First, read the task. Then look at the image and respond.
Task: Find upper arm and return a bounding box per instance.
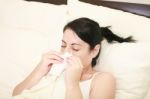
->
[90,73,116,99]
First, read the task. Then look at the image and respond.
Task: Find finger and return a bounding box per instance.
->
[48,59,63,65]
[67,56,83,68]
[45,54,64,62]
[48,54,63,60]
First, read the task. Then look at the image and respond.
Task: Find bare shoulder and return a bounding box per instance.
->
[90,72,116,99]
[93,72,115,83]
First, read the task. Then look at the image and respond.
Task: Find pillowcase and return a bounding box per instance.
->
[0,0,67,35]
[67,0,150,42]
[95,41,150,99]
[67,0,150,99]
[145,88,150,99]
[0,26,62,99]
[0,0,66,98]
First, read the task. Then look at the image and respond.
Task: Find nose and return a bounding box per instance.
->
[65,46,72,54]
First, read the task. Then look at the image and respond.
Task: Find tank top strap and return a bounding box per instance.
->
[79,72,102,99]
[91,72,101,81]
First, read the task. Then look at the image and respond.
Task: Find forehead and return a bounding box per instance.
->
[63,29,84,44]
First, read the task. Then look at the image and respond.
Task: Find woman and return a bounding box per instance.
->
[12,17,134,99]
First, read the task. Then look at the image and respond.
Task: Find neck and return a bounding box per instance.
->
[82,66,93,74]
[80,65,96,81]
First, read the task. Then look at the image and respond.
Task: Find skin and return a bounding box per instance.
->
[12,28,116,99]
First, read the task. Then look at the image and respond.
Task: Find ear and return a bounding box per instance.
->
[91,44,100,58]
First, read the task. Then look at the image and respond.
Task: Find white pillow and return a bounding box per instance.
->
[67,0,150,99]
[0,0,67,35]
[145,88,150,99]
[0,1,67,98]
[0,25,63,99]
[95,41,150,99]
[67,0,150,42]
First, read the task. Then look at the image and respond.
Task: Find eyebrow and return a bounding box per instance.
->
[62,40,81,46]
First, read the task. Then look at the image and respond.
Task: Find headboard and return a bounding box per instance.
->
[25,0,150,17]
[25,0,67,5]
[79,0,150,18]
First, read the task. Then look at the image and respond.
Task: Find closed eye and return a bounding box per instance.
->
[61,45,66,48]
[72,48,79,51]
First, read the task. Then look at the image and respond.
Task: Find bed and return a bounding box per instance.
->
[79,0,150,18]
[26,0,150,18]
[0,0,150,99]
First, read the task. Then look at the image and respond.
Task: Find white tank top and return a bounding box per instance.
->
[80,72,101,99]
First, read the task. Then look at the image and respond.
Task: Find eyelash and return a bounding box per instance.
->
[72,48,79,51]
[61,45,66,48]
[61,45,79,51]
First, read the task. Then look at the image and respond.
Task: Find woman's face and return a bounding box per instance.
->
[61,28,95,68]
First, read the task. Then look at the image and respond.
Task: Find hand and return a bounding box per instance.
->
[65,55,83,85]
[37,51,64,75]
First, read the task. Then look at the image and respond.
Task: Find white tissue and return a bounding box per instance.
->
[49,52,72,76]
